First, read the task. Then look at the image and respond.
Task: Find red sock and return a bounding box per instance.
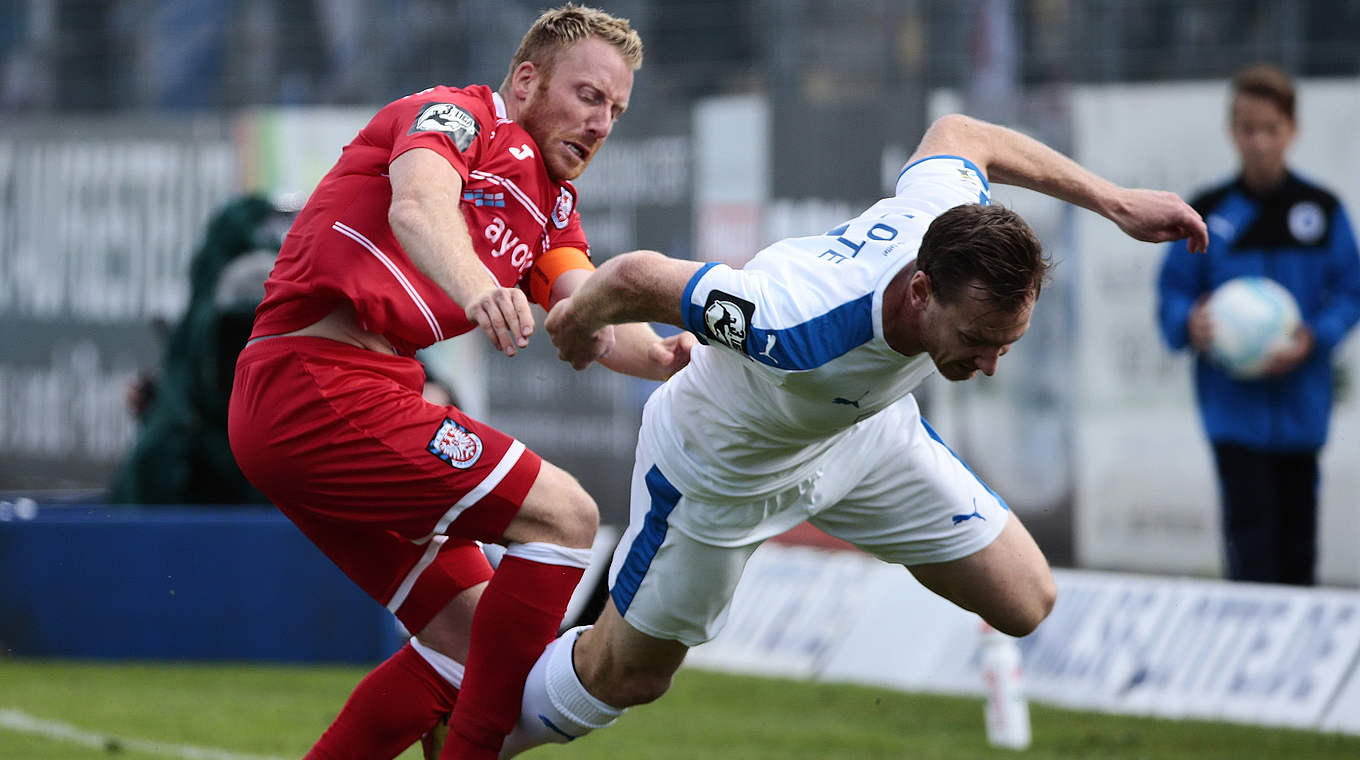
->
[441,554,584,759]
[306,641,459,760]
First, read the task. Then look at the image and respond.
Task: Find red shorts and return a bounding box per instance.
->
[228,336,543,633]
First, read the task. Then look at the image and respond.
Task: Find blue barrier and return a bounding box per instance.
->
[0,503,404,663]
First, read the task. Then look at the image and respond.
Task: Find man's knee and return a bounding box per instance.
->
[988,575,1057,637]
[562,478,600,546]
[575,613,687,709]
[539,473,598,548]
[615,670,674,708]
[509,463,599,548]
[586,658,675,708]
[956,514,1058,637]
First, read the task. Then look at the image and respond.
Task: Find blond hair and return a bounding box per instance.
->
[502,4,644,88]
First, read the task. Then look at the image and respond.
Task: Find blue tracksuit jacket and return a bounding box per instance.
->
[1157,172,1360,450]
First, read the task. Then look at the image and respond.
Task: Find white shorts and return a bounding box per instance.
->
[605,396,1010,646]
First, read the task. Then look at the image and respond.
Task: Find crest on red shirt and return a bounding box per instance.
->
[427,418,484,469]
[552,187,574,229]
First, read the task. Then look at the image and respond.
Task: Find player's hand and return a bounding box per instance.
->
[545,297,613,370]
[1187,296,1214,352]
[1111,188,1209,253]
[1261,325,1314,377]
[648,332,698,378]
[466,286,534,356]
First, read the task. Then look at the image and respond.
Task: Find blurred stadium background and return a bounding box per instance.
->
[4,0,1360,576]
[3,0,1360,753]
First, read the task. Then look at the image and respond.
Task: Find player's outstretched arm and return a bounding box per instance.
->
[597,322,697,380]
[546,250,703,371]
[389,148,534,356]
[910,114,1208,253]
[544,267,697,380]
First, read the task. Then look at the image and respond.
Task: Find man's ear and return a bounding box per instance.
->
[908,269,933,309]
[510,61,539,102]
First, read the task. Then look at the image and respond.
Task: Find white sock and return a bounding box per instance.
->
[409,636,465,689]
[504,540,594,568]
[499,625,624,758]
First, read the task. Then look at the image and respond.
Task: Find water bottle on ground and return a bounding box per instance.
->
[979,621,1031,749]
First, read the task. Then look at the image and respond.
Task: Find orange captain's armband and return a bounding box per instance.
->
[528,246,594,307]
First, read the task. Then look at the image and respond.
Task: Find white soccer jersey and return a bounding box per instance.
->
[645,155,991,499]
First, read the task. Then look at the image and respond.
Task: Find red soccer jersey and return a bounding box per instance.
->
[252,84,590,356]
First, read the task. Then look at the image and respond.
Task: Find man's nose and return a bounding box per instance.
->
[586,106,613,138]
[975,349,1000,376]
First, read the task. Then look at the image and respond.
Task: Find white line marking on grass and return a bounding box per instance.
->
[0,708,287,760]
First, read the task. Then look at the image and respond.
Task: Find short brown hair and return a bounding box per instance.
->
[916,204,1050,312]
[502,4,644,88]
[1232,63,1295,121]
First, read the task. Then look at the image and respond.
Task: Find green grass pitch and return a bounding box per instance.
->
[2,658,1358,759]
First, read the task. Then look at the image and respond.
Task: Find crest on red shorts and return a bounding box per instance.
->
[428,418,483,469]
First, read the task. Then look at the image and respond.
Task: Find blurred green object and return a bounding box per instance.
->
[108,193,299,505]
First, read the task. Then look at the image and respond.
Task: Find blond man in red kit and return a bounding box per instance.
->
[228,6,692,759]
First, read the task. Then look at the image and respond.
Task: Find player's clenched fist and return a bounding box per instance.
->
[1109,188,1209,253]
[546,297,614,370]
[466,285,535,356]
[648,331,697,377]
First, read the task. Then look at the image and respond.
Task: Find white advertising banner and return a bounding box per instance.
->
[1323,650,1360,734]
[687,544,886,679]
[1021,572,1360,729]
[688,542,1360,735]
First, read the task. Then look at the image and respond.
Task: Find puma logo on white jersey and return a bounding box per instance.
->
[757,334,778,364]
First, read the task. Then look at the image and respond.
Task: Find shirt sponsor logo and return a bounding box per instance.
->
[410,102,480,152]
[482,216,535,273]
[552,187,574,229]
[702,290,755,353]
[428,418,484,469]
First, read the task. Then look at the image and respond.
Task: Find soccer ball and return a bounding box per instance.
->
[1204,276,1301,379]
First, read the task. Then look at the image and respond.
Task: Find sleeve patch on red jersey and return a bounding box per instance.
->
[410,102,480,152]
[428,418,484,469]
